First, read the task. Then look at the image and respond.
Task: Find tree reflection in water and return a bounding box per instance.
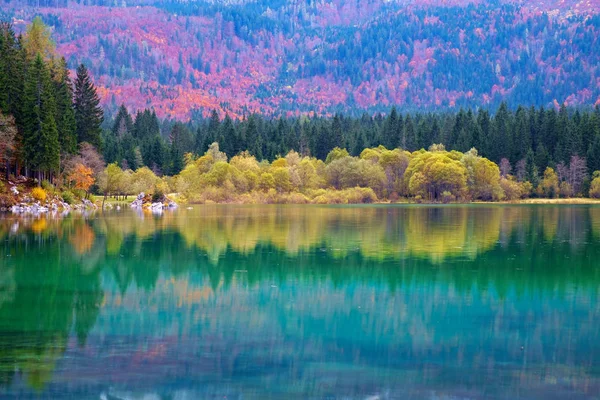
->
[0,205,598,398]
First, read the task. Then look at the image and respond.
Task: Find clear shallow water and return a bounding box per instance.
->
[0,205,599,399]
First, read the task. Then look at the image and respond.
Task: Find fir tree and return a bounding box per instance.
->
[74,64,103,148]
[22,54,59,176]
[53,57,77,154]
[113,104,133,138]
[331,114,344,150]
[245,115,261,159]
[383,107,398,149]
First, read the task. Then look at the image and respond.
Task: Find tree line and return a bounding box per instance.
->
[4,18,600,204]
[0,18,103,182]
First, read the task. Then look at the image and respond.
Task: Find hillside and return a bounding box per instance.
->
[2,0,600,119]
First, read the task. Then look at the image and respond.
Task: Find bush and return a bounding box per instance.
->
[71,188,86,200]
[151,187,164,203]
[590,176,600,198]
[41,180,55,193]
[559,181,573,198]
[61,191,75,204]
[441,191,455,204]
[500,177,531,200]
[31,187,47,202]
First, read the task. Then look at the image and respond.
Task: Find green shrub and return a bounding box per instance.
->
[72,188,86,199]
[61,191,75,205]
[152,187,164,203]
[41,180,55,193]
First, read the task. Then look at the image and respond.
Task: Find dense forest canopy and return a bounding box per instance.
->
[4,16,600,205]
[1,0,600,118]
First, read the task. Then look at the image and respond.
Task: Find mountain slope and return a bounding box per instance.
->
[3,0,600,118]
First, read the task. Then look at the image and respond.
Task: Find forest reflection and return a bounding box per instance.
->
[2,205,600,261]
[0,205,599,396]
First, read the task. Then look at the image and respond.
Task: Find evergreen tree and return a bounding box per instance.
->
[205,109,220,148]
[220,114,237,157]
[383,107,398,149]
[512,106,530,163]
[149,135,165,174]
[587,134,600,174]
[53,57,77,155]
[22,54,59,176]
[168,123,193,174]
[404,115,416,151]
[0,23,25,167]
[331,114,344,149]
[113,104,133,138]
[490,102,511,162]
[74,64,103,148]
[477,109,492,157]
[245,115,261,159]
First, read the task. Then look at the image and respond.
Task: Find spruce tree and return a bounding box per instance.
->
[220,114,237,157]
[245,115,261,159]
[53,57,77,154]
[23,54,59,177]
[331,114,344,149]
[0,23,25,168]
[404,115,417,151]
[206,109,220,148]
[383,107,398,149]
[112,104,133,138]
[74,64,103,148]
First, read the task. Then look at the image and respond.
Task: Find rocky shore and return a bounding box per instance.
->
[129,192,178,212]
[1,180,97,215]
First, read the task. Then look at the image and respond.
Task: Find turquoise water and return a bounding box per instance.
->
[0,205,599,399]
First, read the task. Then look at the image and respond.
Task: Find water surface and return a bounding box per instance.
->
[0,205,599,399]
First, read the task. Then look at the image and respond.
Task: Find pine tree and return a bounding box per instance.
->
[74,64,103,148]
[113,104,133,138]
[331,114,344,150]
[587,134,600,174]
[245,115,261,159]
[404,115,417,151]
[477,109,492,157]
[490,102,511,162]
[168,123,193,174]
[512,106,530,163]
[220,114,237,157]
[0,23,25,169]
[205,109,220,148]
[383,107,398,149]
[53,57,77,154]
[22,54,59,177]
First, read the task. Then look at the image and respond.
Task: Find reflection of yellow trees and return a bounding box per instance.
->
[91,206,521,263]
[402,208,501,262]
[2,206,598,263]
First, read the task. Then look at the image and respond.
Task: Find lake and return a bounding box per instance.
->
[0,205,599,399]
